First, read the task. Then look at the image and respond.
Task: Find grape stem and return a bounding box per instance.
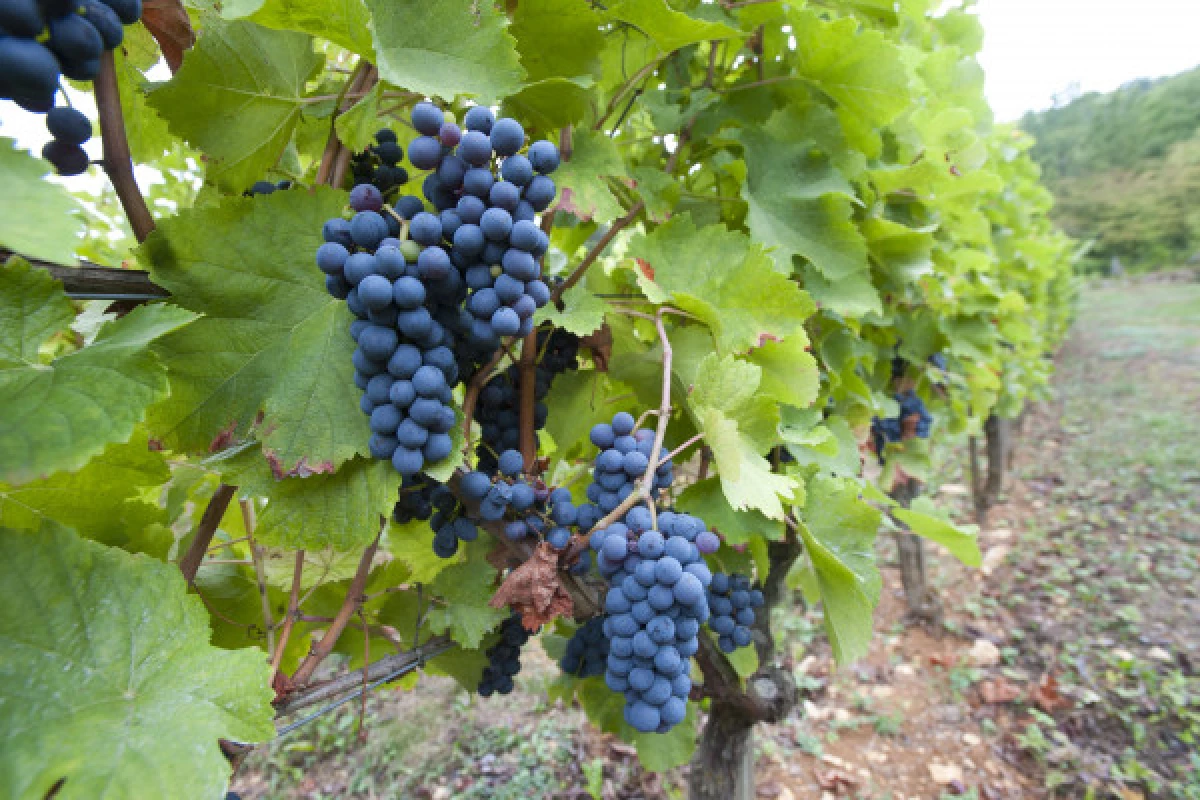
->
[662,432,705,465]
[179,483,237,585]
[461,342,513,457]
[549,201,645,308]
[94,52,155,243]
[243,499,276,658]
[518,330,538,472]
[290,523,383,686]
[269,550,306,680]
[315,61,372,187]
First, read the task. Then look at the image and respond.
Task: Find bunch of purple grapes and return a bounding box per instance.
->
[350,129,410,195]
[560,616,609,679]
[706,572,764,653]
[392,101,559,349]
[0,0,141,174]
[473,328,578,473]
[870,389,933,462]
[477,612,533,697]
[459,449,576,551]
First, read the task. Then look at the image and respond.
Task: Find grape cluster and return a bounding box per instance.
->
[316,102,561,478]
[706,572,764,654]
[429,488,479,559]
[870,389,933,461]
[400,101,559,345]
[560,616,609,679]
[477,613,533,697]
[474,328,579,472]
[592,509,715,733]
[1,0,141,174]
[246,179,292,196]
[458,449,577,551]
[350,129,409,194]
[391,473,438,524]
[317,185,460,477]
[586,412,675,516]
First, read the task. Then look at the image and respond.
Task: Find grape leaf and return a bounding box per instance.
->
[0,140,84,266]
[139,188,364,473]
[627,214,815,353]
[254,458,397,551]
[0,433,171,554]
[533,282,607,336]
[676,477,784,545]
[424,544,506,649]
[801,263,883,318]
[149,17,323,193]
[736,123,867,278]
[789,10,912,134]
[606,0,739,53]
[502,77,595,130]
[249,0,374,59]
[510,0,606,81]
[893,496,982,567]
[746,336,820,409]
[367,0,525,102]
[0,257,74,367]
[0,299,195,486]
[554,129,626,222]
[683,355,797,518]
[387,520,461,584]
[0,524,274,799]
[334,81,385,153]
[797,475,881,664]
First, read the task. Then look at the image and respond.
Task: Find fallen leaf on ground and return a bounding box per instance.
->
[815,768,858,793]
[1032,673,1071,712]
[980,677,1022,704]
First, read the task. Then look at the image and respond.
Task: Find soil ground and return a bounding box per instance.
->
[233,278,1200,800]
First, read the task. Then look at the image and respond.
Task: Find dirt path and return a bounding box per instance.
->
[234,279,1200,800]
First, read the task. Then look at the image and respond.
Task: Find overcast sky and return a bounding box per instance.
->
[976,0,1200,121]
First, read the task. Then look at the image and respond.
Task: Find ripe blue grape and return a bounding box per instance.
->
[46,106,92,146]
[464,105,495,133]
[407,136,443,171]
[527,140,561,174]
[500,154,533,186]
[349,183,384,213]
[411,101,444,136]
[489,118,525,157]
[524,175,557,211]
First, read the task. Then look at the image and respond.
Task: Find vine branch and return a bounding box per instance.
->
[549,201,644,307]
[94,51,155,243]
[179,483,237,585]
[269,550,306,680]
[291,524,382,685]
[518,330,538,472]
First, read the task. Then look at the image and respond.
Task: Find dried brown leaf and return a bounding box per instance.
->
[142,0,195,74]
[489,542,573,629]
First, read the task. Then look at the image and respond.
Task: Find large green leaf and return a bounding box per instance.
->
[0,525,274,799]
[0,140,84,265]
[510,0,605,81]
[502,78,595,130]
[367,0,525,102]
[0,257,74,368]
[607,0,739,53]
[254,458,397,551]
[745,336,820,409]
[249,0,373,59]
[789,10,912,134]
[676,477,784,545]
[140,188,362,472]
[628,215,816,354]
[149,17,322,193]
[893,496,982,567]
[797,475,881,664]
[424,544,506,649]
[0,433,171,554]
[736,121,867,278]
[554,129,627,222]
[0,294,194,485]
[685,354,798,519]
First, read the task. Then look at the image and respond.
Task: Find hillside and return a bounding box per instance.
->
[1021,66,1200,271]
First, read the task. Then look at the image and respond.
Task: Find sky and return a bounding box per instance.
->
[976,0,1200,121]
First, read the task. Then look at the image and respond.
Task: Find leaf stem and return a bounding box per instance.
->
[269,550,306,681]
